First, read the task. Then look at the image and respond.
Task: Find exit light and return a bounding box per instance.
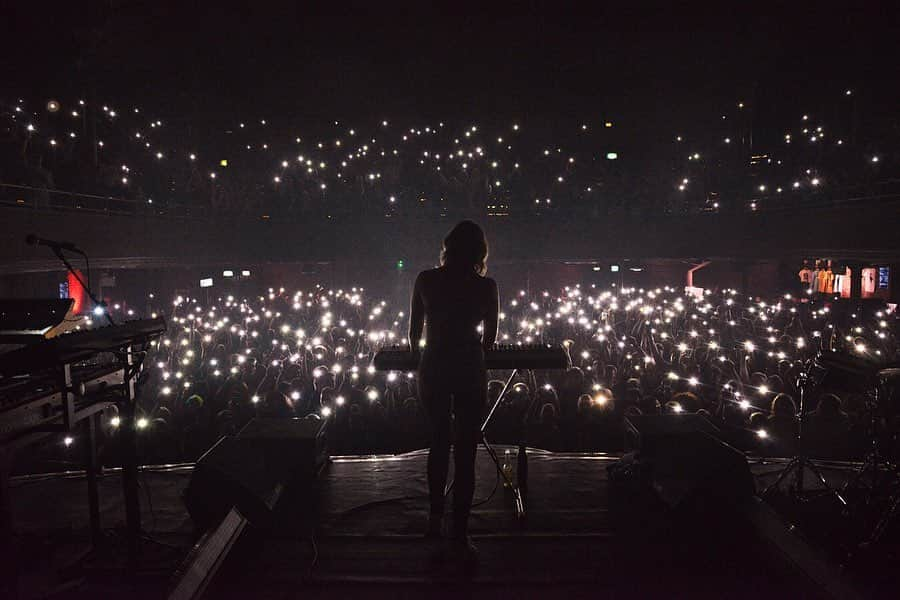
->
[241,270,251,277]
[606,152,618,160]
[610,265,620,273]
[223,270,234,277]
[200,278,213,288]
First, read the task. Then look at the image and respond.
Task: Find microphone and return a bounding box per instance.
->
[25,234,80,252]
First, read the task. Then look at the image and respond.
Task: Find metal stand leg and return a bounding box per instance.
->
[83,414,102,547]
[763,456,848,505]
[480,369,529,521]
[867,491,900,547]
[120,346,141,570]
[481,369,519,436]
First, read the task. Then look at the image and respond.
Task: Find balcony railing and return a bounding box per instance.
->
[3,180,899,223]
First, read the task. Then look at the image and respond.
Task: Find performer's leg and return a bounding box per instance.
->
[451,374,487,539]
[419,365,452,521]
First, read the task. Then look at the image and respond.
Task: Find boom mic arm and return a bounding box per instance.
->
[25,234,81,253]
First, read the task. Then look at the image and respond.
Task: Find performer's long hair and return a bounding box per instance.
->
[440,220,489,276]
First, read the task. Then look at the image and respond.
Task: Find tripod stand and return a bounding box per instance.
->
[762,365,848,505]
[844,370,900,549]
[844,379,900,499]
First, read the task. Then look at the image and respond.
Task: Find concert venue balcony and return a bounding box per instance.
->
[2,182,899,276]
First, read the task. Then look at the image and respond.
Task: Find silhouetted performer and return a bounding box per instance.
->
[409,221,499,556]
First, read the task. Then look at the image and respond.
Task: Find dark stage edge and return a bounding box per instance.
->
[205,447,849,599]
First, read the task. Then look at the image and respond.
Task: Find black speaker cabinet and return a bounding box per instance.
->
[617,414,754,510]
[237,416,328,482]
[184,436,283,531]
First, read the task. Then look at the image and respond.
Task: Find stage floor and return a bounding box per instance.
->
[207,447,839,599]
[12,446,886,598]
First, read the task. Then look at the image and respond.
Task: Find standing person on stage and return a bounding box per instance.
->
[408,220,499,559]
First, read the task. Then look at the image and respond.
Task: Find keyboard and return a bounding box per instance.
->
[373,344,570,371]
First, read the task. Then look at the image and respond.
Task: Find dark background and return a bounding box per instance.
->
[3,1,898,148]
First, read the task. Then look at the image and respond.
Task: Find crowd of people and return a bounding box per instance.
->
[2,88,896,220]
[89,280,899,465]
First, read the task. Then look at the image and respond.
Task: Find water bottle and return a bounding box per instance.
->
[502,449,513,488]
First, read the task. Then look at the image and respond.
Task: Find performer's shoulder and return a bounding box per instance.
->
[415,267,439,286]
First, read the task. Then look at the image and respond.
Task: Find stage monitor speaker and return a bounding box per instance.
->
[615,414,754,511]
[237,416,328,482]
[184,436,283,531]
[623,413,720,455]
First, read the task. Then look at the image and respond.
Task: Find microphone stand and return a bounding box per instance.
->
[762,361,846,505]
[49,246,115,326]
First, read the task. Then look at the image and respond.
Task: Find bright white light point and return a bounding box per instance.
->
[367,389,378,401]
[136,417,149,430]
[687,377,699,387]
[252,395,260,404]
[110,416,121,427]
[335,395,345,406]
[756,429,768,439]
[321,406,332,417]
[64,436,74,447]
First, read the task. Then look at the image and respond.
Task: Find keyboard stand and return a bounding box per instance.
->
[480,368,533,522]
